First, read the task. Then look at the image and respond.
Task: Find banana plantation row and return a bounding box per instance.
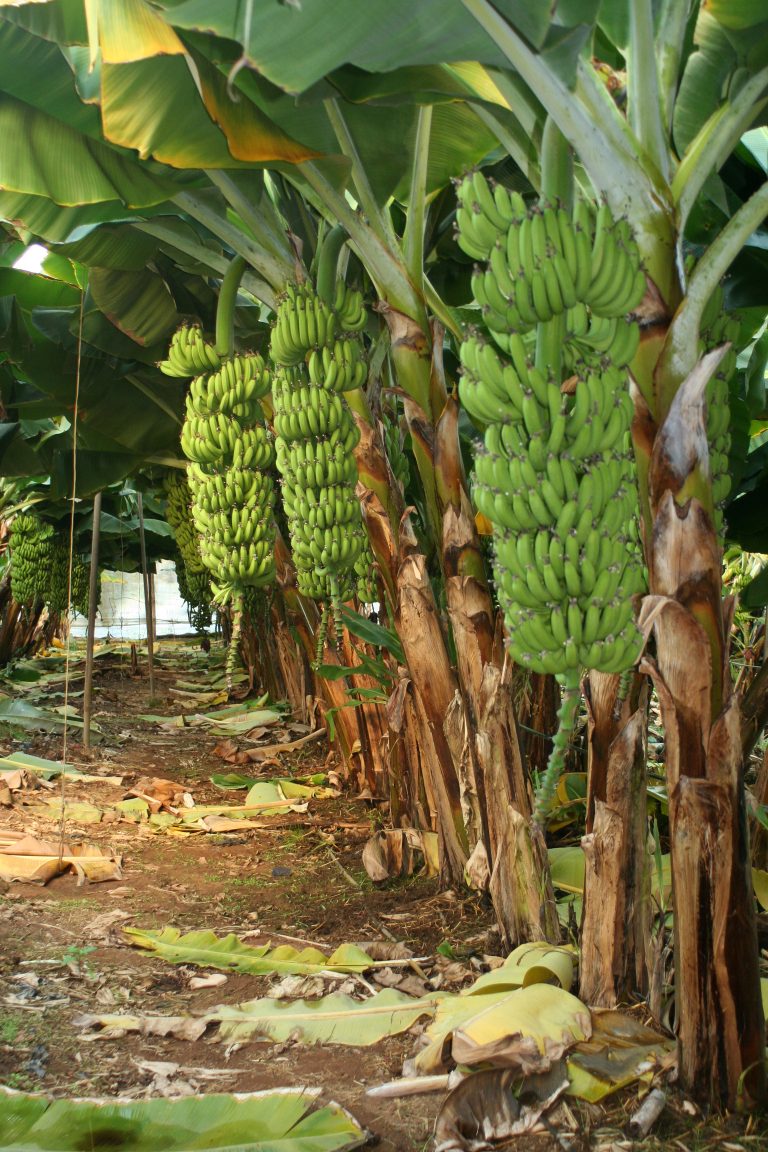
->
[0,0,766,1113]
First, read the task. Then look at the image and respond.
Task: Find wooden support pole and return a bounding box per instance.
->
[137,492,156,698]
[82,491,102,751]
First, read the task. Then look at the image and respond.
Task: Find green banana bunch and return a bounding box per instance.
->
[457,169,650,824]
[70,549,95,618]
[699,283,739,535]
[354,538,379,605]
[158,324,221,379]
[165,472,206,575]
[457,170,645,343]
[176,561,213,633]
[382,412,410,495]
[164,471,213,630]
[269,280,374,660]
[456,175,647,680]
[270,282,367,368]
[176,342,277,607]
[48,542,95,617]
[9,514,55,609]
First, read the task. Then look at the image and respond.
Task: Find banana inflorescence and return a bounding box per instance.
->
[48,541,95,617]
[457,171,647,681]
[164,471,213,633]
[699,282,738,537]
[10,515,96,617]
[456,170,649,821]
[270,281,376,661]
[158,324,221,379]
[168,342,276,605]
[10,514,55,610]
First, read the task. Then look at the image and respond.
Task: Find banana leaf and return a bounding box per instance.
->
[214,988,438,1047]
[124,926,377,976]
[0,1087,367,1151]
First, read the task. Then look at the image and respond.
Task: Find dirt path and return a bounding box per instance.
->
[0,641,499,1151]
[0,640,765,1152]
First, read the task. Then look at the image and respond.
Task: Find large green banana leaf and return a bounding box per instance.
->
[0,1088,367,1152]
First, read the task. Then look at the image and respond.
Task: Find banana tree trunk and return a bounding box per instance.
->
[477,659,560,945]
[0,571,43,664]
[519,672,559,781]
[750,747,768,870]
[634,342,766,1106]
[273,534,390,794]
[580,672,651,1005]
[359,316,556,924]
[395,531,469,884]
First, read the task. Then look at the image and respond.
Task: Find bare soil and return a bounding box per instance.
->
[0,640,765,1151]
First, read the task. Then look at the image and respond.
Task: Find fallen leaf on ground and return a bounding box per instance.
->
[434,1068,568,1151]
[188,974,228,990]
[363,828,439,882]
[212,740,240,763]
[0,1085,367,1151]
[451,984,591,1071]
[412,985,590,1077]
[0,751,121,785]
[124,926,377,976]
[26,798,104,824]
[213,988,438,1046]
[125,777,187,811]
[75,1013,209,1042]
[464,942,576,997]
[565,1009,675,1102]
[0,834,122,884]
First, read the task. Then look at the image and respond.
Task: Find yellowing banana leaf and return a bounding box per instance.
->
[211,771,329,791]
[214,988,438,1047]
[139,713,187,726]
[413,984,591,1076]
[565,1009,675,1102]
[464,943,576,996]
[29,798,104,823]
[0,1087,367,1151]
[240,780,332,807]
[753,867,768,911]
[549,845,671,903]
[148,811,179,829]
[179,797,307,821]
[169,688,228,706]
[204,709,283,735]
[412,990,525,1075]
[114,797,151,821]
[548,846,586,894]
[204,694,271,717]
[548,772,587,830]
[0,751,122,786]
[451,984,592,1071]
[278,779,337,800]
[124,926,378,976]
[140,705,281,732]
[0,834,121,885]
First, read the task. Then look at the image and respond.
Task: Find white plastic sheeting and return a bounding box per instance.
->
[70,560,203,640]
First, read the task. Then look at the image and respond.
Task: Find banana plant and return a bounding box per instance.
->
[130,0,768,1108]
[0,0,767,1108]
[0,1,557,919]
